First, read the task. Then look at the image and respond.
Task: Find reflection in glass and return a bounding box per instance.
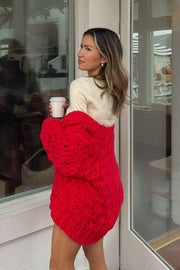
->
[153,30,172,105]
[152,0,172,18]
[0,0,72,199]
[132,30,172,105]
[132,0,180,268]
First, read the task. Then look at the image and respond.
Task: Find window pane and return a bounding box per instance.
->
[132,30,172,105]
[0,0,73,200]
[132,0,180,268]
[153,30,172,105]
[152,0,172,18]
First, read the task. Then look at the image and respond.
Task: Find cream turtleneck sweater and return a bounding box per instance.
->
[66,77,116,127]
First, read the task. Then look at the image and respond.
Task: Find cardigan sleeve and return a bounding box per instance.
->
[40,118,62,163]
[40,117,93,178]
[57,124,93,177]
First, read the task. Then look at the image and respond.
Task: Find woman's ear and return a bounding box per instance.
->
[101,57,106,64]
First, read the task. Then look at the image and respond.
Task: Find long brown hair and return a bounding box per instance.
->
[83,28,128,116]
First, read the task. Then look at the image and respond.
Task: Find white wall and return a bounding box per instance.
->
[0,227,52,270]
[75,0,119,78]
[75,0,121,269]
[88,0,119,30]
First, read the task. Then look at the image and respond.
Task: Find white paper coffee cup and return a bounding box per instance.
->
[50,97,66,118]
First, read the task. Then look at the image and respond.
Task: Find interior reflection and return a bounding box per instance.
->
[0,0,69,198]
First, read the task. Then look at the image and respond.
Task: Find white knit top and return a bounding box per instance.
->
[66,77,116,127]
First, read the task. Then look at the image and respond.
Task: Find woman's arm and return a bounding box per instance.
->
[40,118,62,163]
[40,114,92,178]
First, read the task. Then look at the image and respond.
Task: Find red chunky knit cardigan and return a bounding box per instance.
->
[40,111,123,245]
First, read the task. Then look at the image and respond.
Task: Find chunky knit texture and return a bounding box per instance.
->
[40,111,123,245]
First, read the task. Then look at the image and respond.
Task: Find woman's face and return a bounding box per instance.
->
[77,34,105,76]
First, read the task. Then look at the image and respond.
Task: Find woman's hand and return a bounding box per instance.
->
[49,103,69,117]
[62,103,69,115]
[49,103,53,117]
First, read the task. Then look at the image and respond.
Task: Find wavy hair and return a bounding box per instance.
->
[83,28,128,116]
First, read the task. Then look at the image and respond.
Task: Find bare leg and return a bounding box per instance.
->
[83,238,107,270]
[49,224,81,270]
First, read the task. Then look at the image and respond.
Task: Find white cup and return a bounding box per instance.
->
[50,97,66,118]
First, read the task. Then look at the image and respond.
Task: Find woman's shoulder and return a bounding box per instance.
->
[70,77,94,88]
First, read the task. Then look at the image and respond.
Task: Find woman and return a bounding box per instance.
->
[40,28,128,270]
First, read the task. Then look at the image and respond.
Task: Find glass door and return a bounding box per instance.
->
[120,0,180,269]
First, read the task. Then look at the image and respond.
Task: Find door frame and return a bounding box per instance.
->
[119,0,171,269]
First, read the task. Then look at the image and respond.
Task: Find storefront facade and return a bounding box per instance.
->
[0,0,179,269]
[0,1,120,269]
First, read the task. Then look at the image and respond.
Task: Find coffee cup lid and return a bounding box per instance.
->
[50,97,66,102]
